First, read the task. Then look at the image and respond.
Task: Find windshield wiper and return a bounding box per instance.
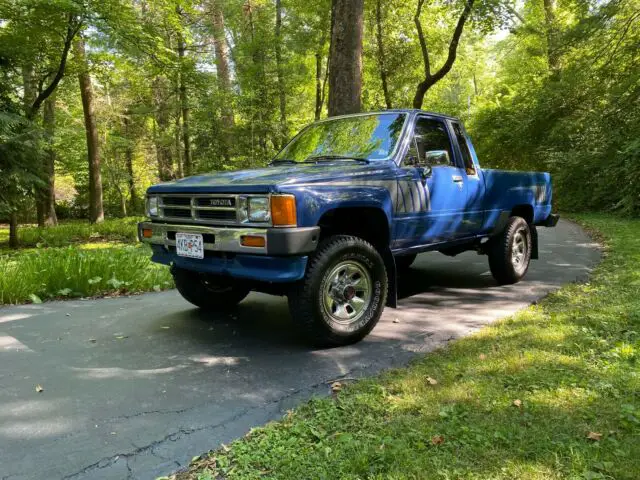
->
[268,159,297,165]
[305,155,370,164]
[268,159,317,166]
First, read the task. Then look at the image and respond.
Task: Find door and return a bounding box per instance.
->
[394,116,468,249]
[450,121,485,235]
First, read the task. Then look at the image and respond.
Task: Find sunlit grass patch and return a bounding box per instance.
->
[0,217,141,251]
[177,214,640,480]
[0,243,172,304]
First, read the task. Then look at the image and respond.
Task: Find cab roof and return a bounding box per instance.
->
[314,109,461,124]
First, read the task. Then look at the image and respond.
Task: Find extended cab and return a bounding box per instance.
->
[139,110,559,346]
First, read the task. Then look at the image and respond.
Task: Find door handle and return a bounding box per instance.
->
[452,175,463,183]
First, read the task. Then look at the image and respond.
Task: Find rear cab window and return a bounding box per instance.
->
[451,122,477,175]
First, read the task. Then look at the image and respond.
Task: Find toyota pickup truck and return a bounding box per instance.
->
[139,110,559,346]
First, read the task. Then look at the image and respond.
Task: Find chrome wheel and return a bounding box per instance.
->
[511,228,528,272]
[322,260,372,325]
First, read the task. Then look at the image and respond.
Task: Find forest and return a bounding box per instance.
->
[0,0,638,242]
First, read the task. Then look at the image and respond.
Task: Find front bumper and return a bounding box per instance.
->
[138,222,320,256]
[139,222,319,283]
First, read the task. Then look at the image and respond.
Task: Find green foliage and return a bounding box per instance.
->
[2,0,638,228]
[471,0,640,215]
[177,215,640,480]
[0,218,172,304]
[0,243,173,304]
[0,217,141,249]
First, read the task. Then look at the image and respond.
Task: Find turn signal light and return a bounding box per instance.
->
[142,228,153,239]
[241,235,266,248]
[271,195,297,227]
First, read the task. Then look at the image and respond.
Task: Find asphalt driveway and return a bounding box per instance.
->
[0,220,600,480]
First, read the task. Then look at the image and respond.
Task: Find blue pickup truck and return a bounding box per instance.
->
[139,110,558,346]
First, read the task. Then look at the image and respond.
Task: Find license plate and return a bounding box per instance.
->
[175,233,204,259]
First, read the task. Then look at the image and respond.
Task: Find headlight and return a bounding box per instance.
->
[239,196,271,223]
[248,196,271,222]
[146,196,159,217]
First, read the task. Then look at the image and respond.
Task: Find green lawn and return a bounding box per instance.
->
[176,214,640,480]
[0,219,173,305]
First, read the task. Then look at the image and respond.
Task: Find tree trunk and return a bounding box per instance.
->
[245,1,268,157]
[327,0,364,117]
[315,51,324,120]
[211,0,234,161]
[42,95,58,226]
[177,32,192,177]
[9,212,18,248]
[75,36,104,224]
[375,0,392,109]
[153,78,174,181]
[543,0,560,72]
[123,114,138,214]
[22,62,46,227]
[211,0,234,125]
[275,0,287,147]
[174,113,184,178]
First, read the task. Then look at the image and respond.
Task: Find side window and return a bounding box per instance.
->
[412,117,454,167]
[452,122,476,175]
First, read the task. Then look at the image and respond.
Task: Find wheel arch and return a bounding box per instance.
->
[316,206,397,308]
[510,204,534,224]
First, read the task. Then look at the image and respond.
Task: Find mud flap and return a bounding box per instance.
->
[530,224,539,260]
[381,247,397,308]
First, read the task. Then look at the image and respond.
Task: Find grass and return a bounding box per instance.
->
[0,218,173,305]
[176,214,640,480]
[0,217,141,250]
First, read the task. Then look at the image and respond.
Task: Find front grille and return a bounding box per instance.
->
[163,196,191,207]
[163,208,192,218]
[159,194,239,225]
[196,197,235,208]
[197,210,236,221]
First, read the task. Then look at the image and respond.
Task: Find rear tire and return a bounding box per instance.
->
[172,267,250,310]
[288,235,388,347]
[488,216,532,285]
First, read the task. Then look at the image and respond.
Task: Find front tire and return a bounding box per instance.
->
[172,267,250,310]
[488,216,532,285]
[289,235,388,347]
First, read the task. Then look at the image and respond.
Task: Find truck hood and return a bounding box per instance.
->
[147,162,396,194]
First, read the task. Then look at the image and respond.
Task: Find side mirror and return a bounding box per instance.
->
[424,150,450,167]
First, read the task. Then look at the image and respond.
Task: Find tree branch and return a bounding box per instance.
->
[430,0,475,85]
[414,0,430,79]
[412,0,475,108]
[28,14,82,119]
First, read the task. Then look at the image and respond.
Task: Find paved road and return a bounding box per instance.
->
[0,220,600,480]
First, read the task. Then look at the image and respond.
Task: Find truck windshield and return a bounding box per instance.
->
[274,113,407,163]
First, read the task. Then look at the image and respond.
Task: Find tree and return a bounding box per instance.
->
[412,0,476,109]
[42,95,58,226]
[0,3,82,244]
[275,0,288,146]
[75,35,104,224]
[210,0,235,160]
[177,32,192,177]
[327,0,364,117]
[374,0,392,109]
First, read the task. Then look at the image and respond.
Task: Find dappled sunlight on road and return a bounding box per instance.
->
[70,365,188,380]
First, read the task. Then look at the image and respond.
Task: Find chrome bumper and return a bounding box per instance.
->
[138,222,320,256]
